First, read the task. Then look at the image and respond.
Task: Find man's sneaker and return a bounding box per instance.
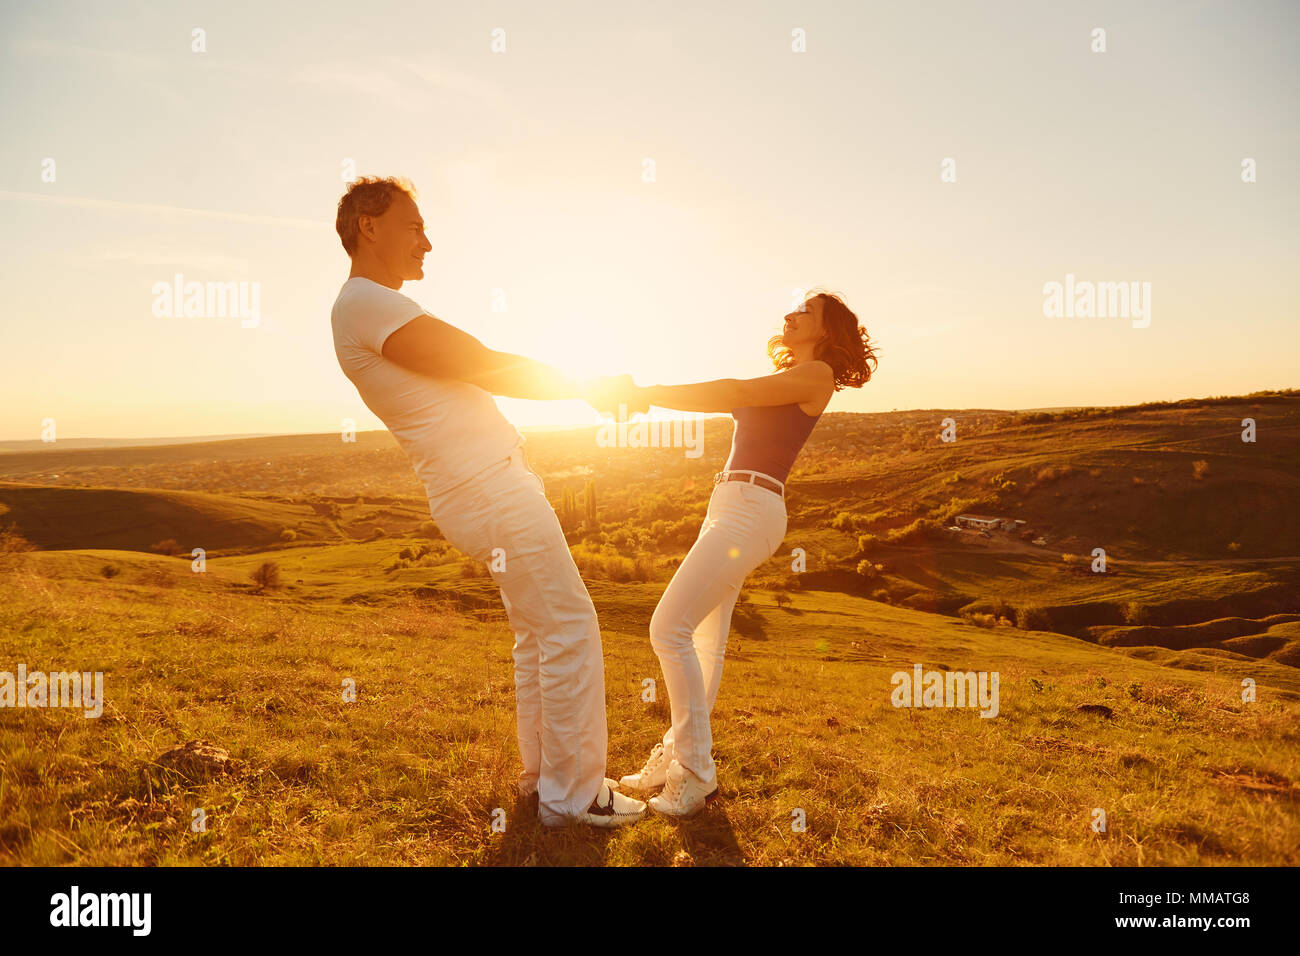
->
[648,760,718,818]
[574,781,647,828]
[619,742,671,792]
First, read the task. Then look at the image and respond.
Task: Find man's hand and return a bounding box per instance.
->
[582,374,649,419]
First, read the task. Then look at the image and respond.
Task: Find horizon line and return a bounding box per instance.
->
[5,392,1295,447]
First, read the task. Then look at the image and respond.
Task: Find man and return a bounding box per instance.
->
[330,175,646,828]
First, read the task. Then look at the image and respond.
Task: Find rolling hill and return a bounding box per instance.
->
[0,485,335,553]
[1,390,1296,661]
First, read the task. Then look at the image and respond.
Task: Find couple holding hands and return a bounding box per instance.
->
[330,177,877,826]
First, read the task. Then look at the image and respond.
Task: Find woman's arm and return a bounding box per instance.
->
[641,361,834,413]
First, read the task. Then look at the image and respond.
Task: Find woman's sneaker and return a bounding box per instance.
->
[648,760,718,818]
[574,780,647,828]
[619,742,671,791]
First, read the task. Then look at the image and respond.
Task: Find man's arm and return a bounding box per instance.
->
[380,314,579,400]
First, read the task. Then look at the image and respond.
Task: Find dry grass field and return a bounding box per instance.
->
[2,392,1298,865]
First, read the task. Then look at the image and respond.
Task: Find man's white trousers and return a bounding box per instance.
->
[426,447,607,825]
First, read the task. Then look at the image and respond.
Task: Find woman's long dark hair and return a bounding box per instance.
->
[767,291,879,390]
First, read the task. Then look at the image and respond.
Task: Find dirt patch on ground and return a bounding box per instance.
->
[1210,768,1300,796]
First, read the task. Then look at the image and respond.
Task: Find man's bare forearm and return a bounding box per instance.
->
[468,350,580,400]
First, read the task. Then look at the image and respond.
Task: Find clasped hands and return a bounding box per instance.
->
[581,374,649,420]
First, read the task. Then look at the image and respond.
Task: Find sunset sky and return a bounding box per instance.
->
[1,0,1296,440]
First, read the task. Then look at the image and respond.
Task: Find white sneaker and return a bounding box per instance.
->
[648,760,718,818]
[619,742,671,792]
[573,780,647,829]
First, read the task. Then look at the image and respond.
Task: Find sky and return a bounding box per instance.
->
[0,0,1296,440]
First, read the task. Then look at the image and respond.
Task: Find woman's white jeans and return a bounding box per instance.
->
[425,446,607,826]
[650,476,788,789]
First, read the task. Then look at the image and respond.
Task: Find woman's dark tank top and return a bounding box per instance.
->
[723,403,822,484]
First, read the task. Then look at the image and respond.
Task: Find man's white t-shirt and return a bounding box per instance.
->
[331,277,523,498]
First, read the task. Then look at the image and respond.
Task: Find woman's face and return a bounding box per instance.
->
[781,297,826,351]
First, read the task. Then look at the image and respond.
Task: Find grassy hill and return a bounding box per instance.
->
[1,390,1297,660]
[0,484,338,553]
[0,546,1296,865]
[1,390,1297,865]
[3,393,1295,567]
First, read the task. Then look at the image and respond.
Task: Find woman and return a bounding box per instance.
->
[615,291,878,816]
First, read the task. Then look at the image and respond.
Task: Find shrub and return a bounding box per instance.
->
[637,493,676,522]
[100,563,121,578]
[571,545,652,583]
[773,591,792,609]
[417,520,442,539]
[831,512,872,533]
[885,517,944,544]
[988,469,1019,492]
[1035,464,1074,484]
[1016,605,1052,630]
[1192,459,1210,480]
[0,526,33,554]
[856,560,885,580]
[934,496,993,524]
[250,561,282,590]
[280,529,298,542]
[960,597,1016,625]
[870,589,891,604]
[151,538,180,556]
[1122,601,1151,625]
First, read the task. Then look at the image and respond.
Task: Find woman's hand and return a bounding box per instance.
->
[583,374,650,418]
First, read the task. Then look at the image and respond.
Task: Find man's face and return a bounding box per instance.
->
[363,191,432,280]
